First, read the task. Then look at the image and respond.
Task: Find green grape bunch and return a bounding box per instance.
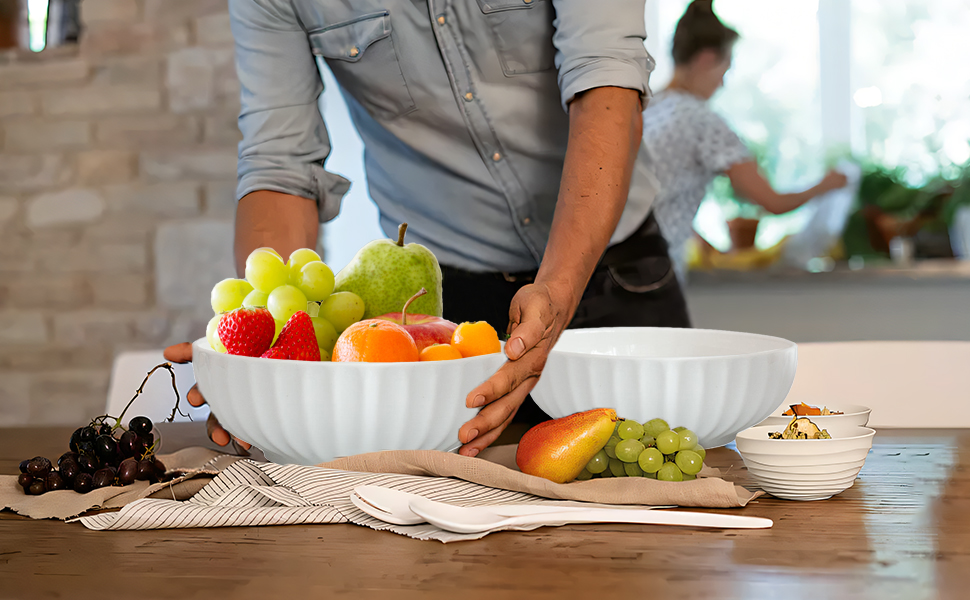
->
[582,418,707,483]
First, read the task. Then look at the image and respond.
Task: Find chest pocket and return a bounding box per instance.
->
[309,11,416,120]
[476,0,556,76]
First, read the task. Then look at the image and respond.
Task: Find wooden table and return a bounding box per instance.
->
[2,424,969,600]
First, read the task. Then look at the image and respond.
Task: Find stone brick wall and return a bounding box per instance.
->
[0,0,244,425]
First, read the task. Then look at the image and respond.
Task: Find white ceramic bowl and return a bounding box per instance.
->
[530,327,798,448]
[759,403,871,429]
[735,424,875,501]
[191,338,507,465]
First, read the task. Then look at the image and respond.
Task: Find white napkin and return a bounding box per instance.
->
[73,459,603,542]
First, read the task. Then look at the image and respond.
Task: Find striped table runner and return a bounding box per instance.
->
[74,459,564,542]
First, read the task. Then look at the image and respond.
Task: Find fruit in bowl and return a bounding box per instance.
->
[759,403,871,430]
[529,327,798,449]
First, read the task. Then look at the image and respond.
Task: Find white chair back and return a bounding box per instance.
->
[784,341,970,428]
[105,350,207,424]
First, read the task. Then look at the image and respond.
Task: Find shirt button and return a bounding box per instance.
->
[522,217,531,225]
[523,0,533,4]
[492,152,502,162]
[349,46,360,58]
[437,16,445,25]
[464,92,474,102]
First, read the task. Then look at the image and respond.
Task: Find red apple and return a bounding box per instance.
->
[374,288,457,351]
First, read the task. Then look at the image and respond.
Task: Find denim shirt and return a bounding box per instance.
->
[230,0,660,272]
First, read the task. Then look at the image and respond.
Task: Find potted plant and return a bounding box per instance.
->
[709,175,765,251]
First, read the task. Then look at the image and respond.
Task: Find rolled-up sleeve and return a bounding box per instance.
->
[551,0,654,112]
[229,0,349,221]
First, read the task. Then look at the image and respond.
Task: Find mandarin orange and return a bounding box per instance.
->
[419,343,462,361]
[450,321,501,358]
[331,319,419,363]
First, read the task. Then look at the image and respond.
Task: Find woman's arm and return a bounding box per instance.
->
[456,86,643,456]
[726,161,848,215]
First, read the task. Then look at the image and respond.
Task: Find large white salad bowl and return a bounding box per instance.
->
[191,338,507,465]
[530,327,798,448]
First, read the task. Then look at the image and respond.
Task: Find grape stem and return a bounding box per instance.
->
[111,362,189,425]
[401,287,427,326]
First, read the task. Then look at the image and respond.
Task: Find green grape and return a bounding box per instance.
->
[319,348,331,361]
[682,473,696,481]
[637,447,664,473]
[205,314,226,353]
[678,429,698,450]
[623,462,644,477]
[693,445,706,462]
[673,426,687,433]
[320,291,365,333]
[608,458,625,477]
[603,436,621,459]
[642,418,670,438]
[242,289,269,308]
[245,249,289,293]
[575,468,593,481]
[675,450,703,475]
[272,319,284,344]
[585,449,609,474]
[644,471,657,479]
[295,261,335,302]
[657,462,684,482]
[617,419,645,440]
[598,465,613,478]
[615,439,645,463]
[310,316,339,354]
[210,278,253,314]
[639,434,656,447]
[267,285,308,323]
[286,248,321,284]
[255,247,282,260]
[656,430,680,455]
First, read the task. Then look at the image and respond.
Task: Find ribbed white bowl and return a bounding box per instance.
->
[530,328,797,448]
[735,424,875,501]
[759,403,871,429]
[191,338,507,465]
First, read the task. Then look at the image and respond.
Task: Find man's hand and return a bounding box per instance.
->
[456,282,573,456]
[162,342,251,453]
[456,86,643,457]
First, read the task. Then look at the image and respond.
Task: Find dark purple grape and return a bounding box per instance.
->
[117,458,138,485]
[79,426,96,443]
[77,453,100,473]
[69,427,84,453]
[129,416,153,437]
[119,430,140,457]
[136,459,156,482]
[92,467,116,489]
[77,440,94,455]
[59,459,80,483]
[57,451,79,467]
[94,435,119,463]
[73,472,93,494]
[28,479,46,495]
[17,473,33,489]
[98,423,113,436]
[153,458,166,477]
[46,471,67,492]
[26,456,52,476]
[19,459,29,474]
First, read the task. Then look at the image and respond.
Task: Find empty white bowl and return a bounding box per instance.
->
[530,327,798,448]
[191,338,507,465]
[734,424,875,501]
[759,403,871,429]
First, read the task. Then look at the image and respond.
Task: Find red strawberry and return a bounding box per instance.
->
[217,307,275,357]
[261,311,320,361]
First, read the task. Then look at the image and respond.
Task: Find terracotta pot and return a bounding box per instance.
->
[727,218,759,251]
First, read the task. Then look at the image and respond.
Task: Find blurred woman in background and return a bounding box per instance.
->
[643,0,848,283]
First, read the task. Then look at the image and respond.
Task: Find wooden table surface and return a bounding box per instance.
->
[2,424,969,600]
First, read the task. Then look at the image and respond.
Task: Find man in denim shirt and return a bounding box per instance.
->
[170,0,691,457]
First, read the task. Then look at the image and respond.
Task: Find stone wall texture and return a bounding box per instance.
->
[0,0,241,425]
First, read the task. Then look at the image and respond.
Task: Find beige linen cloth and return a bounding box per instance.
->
[1,445,761,542]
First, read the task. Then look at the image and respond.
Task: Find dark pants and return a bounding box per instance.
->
[440,213,691,426]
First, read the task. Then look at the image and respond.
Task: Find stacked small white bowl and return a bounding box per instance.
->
[735,406,874,501]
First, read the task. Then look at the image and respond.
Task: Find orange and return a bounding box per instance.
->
[332,319,419,363]
[419,343,462,362]
[451,321,501,358]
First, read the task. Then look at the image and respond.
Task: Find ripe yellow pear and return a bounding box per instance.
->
[516,408,618,483]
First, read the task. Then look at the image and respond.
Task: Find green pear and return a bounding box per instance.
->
[334,223,443,319]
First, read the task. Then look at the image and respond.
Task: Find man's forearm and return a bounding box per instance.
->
[234,191,320,276]
[536,86,643,308]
